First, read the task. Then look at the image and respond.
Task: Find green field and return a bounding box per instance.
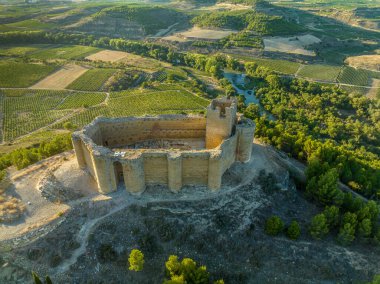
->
[340,85,369,96]
[57,92,106,109]
[0,89,72,141]
[229,54,301,75]
[0,45,46,56]
[337,66,377,86]
[30,45,100,60]
[54,86,209,130]
[66,68,117,91]
[1,85,209,142]
[297,64,342,82]
[0,61,59,87]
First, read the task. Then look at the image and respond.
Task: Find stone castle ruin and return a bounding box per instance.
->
[72,97,255,194]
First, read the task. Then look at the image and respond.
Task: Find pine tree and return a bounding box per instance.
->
[309,214,329,240]
[128,249,144,272]
[338,223,355,245]
[286,220,301,240]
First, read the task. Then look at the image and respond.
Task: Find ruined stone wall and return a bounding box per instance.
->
[97,117,206,147]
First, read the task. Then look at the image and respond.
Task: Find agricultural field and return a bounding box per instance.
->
[345,55,380,72]
[87,50,170,70]
[3,19,57,31]
[297,64,342,82]
[30,45,100,60]
[54,86,209,130]
[0,60,59,87]
[0,85,209,142]
[337,67,371,86]
[66,68,117,91]
[30,64,89,90]
[0,89,73,141]
[263,34,321,56]
[166,27,237,41]
[0,44,46,56]
[228,54,301,75]
[56,92,106,109]
[340,85,369,96]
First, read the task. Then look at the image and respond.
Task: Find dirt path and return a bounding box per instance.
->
[294,64,305,77]
[30,64,89,90]
[54,199,129,274]
[367,79,380,99]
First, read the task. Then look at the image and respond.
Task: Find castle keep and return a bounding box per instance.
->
[72,97,255,194]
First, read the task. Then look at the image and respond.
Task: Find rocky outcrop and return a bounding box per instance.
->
[37,172,82,203]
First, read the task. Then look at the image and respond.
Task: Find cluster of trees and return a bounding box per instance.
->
[242,62,380,200]
[240,61,379,246]
[0,31,236,79]
[191,9,304,36]
[127,249,224,283]
[308,201,380,245]
[92,5,188,35]
[304,156,373,244]
[265,216,301,240]
[0,134,72,177]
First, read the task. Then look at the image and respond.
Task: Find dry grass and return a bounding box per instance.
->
[0,194,26,223]
[30,64,89,90]
[86,49,170,70]
[85,50,130,63]
[263,34,320,56]
[345,55,380,72]
[177,27,236,40]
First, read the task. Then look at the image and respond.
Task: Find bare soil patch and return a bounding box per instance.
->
[197,3,251,11]
[85,50,130,63]
[367,78,380,99]
[345,55,380,72]
[263,34,321,56]
[165,27,236,41]
[30,64,89,90]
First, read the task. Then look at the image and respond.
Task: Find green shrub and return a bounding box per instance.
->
[337,223,356,245]
[309,214,329,240]
[265,215,284,236]
[286,221,301,240]
[164,255,211,284]
[323,205,340,228]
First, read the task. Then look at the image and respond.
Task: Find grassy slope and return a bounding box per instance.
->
[0,61,59,87]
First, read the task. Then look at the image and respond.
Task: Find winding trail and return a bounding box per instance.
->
[54,199,129,274]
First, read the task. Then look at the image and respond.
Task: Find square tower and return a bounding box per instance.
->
[205,97,237,149]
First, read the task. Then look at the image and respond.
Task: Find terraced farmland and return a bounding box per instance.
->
[66,68,117,91]
[0,61,59,87]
